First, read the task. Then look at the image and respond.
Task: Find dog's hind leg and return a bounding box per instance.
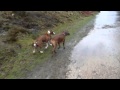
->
[63,39,65,49]
[45,43,49,49]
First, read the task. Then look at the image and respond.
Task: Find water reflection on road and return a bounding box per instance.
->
[66,11,120,79]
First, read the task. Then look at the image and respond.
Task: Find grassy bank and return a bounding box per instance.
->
[0,12,98,79]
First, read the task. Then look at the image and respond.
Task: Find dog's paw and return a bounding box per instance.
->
[40,51,44,53]
[50,44,52,46]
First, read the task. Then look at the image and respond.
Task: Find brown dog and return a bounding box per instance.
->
[50,31,70,56]
[33,30,55,53]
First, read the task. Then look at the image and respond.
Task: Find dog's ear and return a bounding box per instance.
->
[47,30,51,34]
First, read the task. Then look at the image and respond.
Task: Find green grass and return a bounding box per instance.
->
[0,12,98,79]
[53,13,97,41]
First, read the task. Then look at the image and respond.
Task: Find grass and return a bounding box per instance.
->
[52,12,97,41]
[0,12,98,79]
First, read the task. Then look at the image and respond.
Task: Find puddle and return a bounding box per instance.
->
[67,11,120,79]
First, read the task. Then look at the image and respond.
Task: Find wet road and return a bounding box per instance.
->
[66,11,120,79]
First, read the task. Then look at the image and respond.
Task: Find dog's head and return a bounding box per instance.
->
[62,31,70,36]
[47,30,55,35]
[32,41,38,47]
